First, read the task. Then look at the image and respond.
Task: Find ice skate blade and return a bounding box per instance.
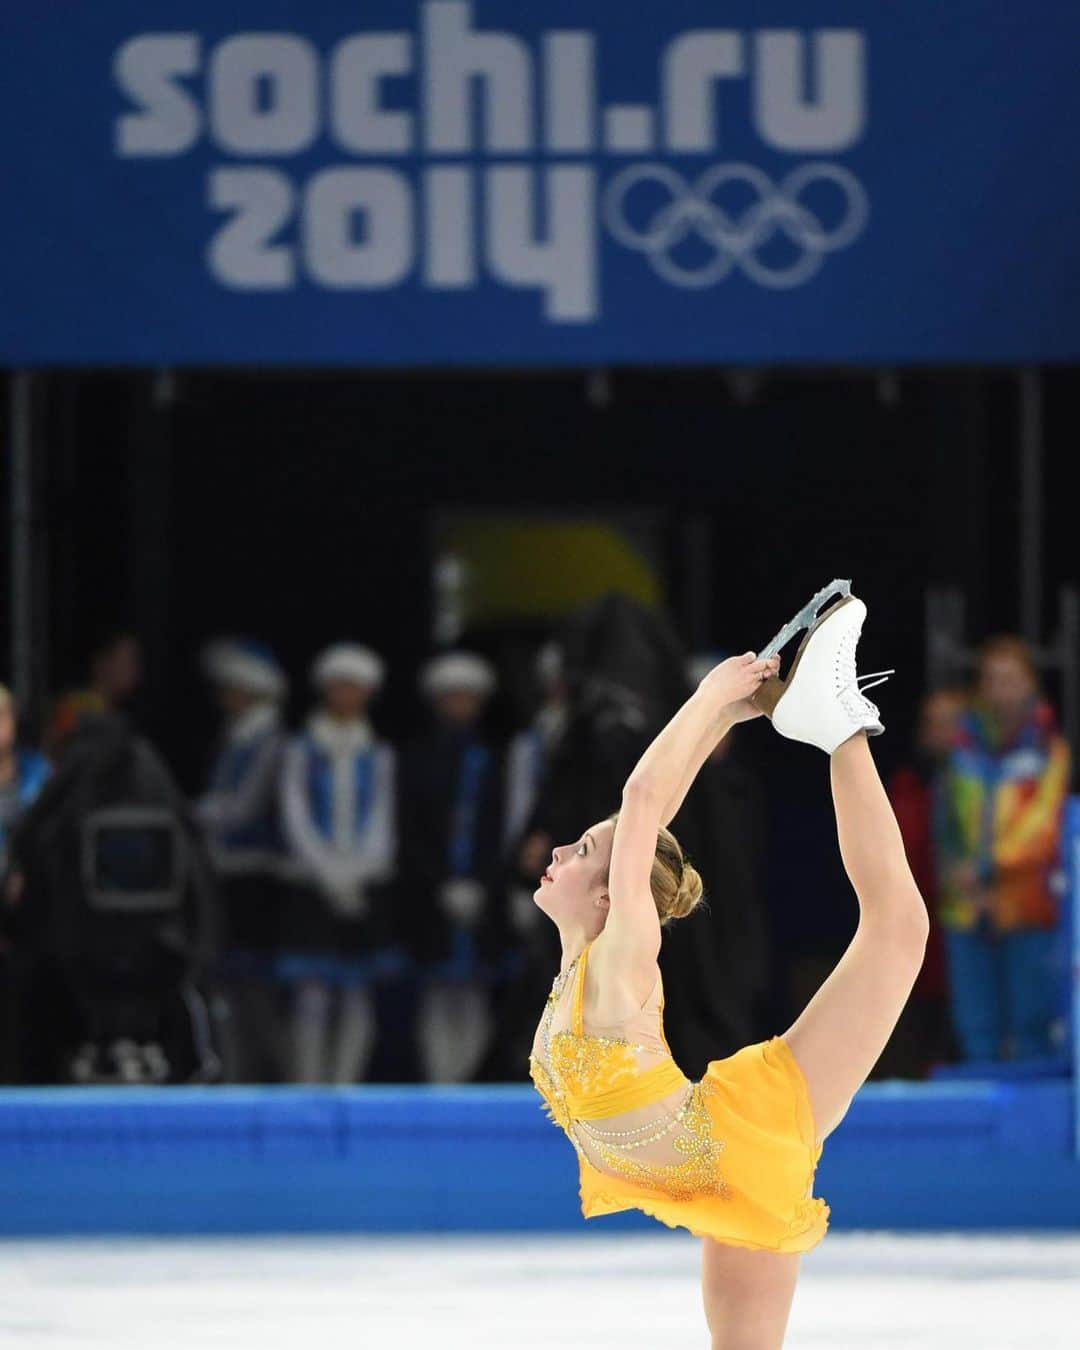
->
[751,591,857,718]
[757,579,852,662]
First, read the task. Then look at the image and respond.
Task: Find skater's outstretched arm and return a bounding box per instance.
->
[657,671,771,827]
[604,653,777,958]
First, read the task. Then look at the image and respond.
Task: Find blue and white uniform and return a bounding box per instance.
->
[198,702,287,878]
[278,711,398,986]
[196,641,289,967]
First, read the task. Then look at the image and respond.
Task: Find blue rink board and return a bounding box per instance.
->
[0,1080,1077,1236]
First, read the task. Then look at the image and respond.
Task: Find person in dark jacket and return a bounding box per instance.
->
[399,652,505,1082]
[0,684,51,879]
[0,684,51,1081]
[4,714,220,1083]
[43,630,143,760]
[197,639,289,1081]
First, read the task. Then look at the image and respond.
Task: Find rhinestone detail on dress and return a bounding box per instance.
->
[528,946,731,1202]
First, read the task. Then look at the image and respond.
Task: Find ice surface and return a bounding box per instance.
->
[1,1230,1078,1349]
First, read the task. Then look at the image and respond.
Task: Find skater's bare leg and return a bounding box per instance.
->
[701,1243,801,1350]
[782,731,929,1141]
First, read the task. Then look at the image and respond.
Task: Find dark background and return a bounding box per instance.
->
[1,365,1076,1023]
[4,367,1077,743]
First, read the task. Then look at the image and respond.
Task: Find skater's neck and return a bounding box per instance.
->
[555,922,604,974]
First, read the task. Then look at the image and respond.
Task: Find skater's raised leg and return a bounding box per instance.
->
[782,730,929,1141]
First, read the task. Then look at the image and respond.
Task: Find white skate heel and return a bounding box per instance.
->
[752,583,894,753]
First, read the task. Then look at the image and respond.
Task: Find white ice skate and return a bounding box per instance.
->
[752,580,894,754]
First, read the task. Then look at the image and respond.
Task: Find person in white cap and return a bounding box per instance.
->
[277,643,397,1083]
[196,638,289,1081]
[417,650,497,711]
[399,650,504,1082]
[197,640,289,870]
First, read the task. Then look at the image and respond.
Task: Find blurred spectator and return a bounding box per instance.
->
[937,637,1071,1061]
[0,684,51,1082]
[481,641,568,1079]
[504,641,568,934]
[0,684,51,877]
[44,630,142,758]
[4,713,219,1083]
[884,687,967,1075]
[278,645,397,1083]
[196,639,289,1081]
[399,652,504,1082]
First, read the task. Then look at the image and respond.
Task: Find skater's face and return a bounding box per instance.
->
[534,819,615,924]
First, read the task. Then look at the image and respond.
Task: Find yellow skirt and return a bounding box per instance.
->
[578,1035,829,1253]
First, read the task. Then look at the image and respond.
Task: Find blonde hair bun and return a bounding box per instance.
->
[607,813,706,927]
[670,861,704,921]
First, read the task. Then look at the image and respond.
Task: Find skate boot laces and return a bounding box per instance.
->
[835,624,894,721]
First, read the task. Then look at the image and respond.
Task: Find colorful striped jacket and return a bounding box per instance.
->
[935,696,1070,932]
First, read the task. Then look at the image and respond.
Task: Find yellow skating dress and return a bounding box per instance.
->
[528,938,829,1252]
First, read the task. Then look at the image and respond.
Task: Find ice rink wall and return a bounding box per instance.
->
[1,1077,1078,1237]
[2,796,1078,1238]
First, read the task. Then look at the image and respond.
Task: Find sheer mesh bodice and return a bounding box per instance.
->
[528,938,730,1199]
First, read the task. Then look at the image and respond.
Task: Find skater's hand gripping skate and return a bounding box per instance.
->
[696,652,780,719]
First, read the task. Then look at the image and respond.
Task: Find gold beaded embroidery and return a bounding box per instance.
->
[549,1028,641,1098]
[572,1080,731,1201]
[528,1054,571,1133]
[528,958,732,1202]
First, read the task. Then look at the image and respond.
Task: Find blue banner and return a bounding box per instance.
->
[2,3,1079,365]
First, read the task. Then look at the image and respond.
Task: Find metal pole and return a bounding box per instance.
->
[9,371,32,706]
[1019,367,1044,642]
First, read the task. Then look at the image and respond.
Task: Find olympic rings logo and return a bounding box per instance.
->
[602,162,869,289]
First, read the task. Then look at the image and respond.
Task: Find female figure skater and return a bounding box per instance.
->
[528,584,929,1350]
